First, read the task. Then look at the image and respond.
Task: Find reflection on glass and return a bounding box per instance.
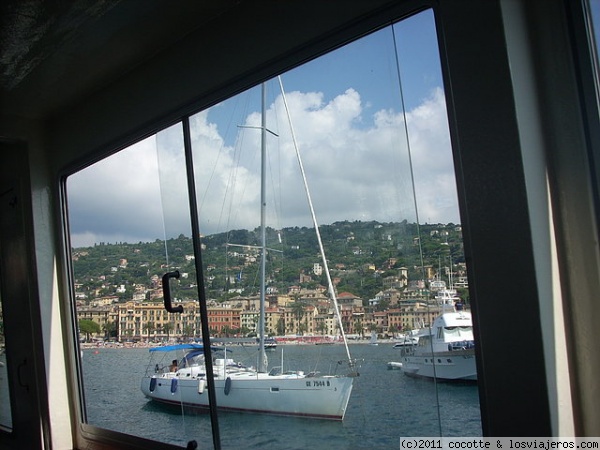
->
[67,125,203,446]
[65,8,480,449]
[588,0,600,49]
[0,281,13,431]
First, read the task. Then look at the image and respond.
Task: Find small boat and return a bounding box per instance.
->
[265,337,277,351]
[393,336,418,348]
[387,361,402,370]
[253,336,277,350]
[399,299,477,381]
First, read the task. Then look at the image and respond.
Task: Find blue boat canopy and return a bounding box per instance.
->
[148,344,221,352]
[149,344,204,352]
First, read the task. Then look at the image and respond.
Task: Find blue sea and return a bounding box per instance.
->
[82,343,481,449]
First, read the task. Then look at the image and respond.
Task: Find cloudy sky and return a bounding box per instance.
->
[67,10,460,248]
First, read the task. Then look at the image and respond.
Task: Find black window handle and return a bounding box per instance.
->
[162,270,183,313]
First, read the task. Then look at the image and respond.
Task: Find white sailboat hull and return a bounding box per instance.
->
[400,349,477,381]
[141,372,353,420]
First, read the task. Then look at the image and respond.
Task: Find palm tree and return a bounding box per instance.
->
[276,318,285,336]
[162,322,174,341]
[367,322,379,338]
[182,324,194,340]
[102,321,117,340]
[316,321,326,336]
[143,321,155,342]
[353,318,363,338]
[290,300,306,336]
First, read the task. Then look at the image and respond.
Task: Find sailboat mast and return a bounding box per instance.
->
[258,82,268,373]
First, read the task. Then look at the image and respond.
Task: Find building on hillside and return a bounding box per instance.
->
[282,303,317,336]
[386,308,404,334]
[337,292,362,306]
[299,272,312,283]
[350,305,365,336]
[240,309,259,335]
[383,274,407,290]
[132,291,146,302]
[296,287,328,303]
[274,295,294,307]
[374,288,402,306]
[90,296,118,307]
[240,306,284,336]
[116,300,201,342]
[338,303,356,335]
[313,263,322,276]
[396,301,441,331]
[264,307,283,337]
[373,311,388,332]
[224,295,257,311]
[76,306,118,341]
[423,265,435,280]
[314,312,336,336]
[206,305,242,337]
[287,285,300,295]
[454,276,469,289]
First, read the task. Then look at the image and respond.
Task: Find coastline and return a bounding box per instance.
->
[80,337,398,349]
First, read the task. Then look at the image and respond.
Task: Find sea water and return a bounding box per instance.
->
[82,343,481,449]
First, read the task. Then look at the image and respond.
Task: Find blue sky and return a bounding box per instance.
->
[280,10,442,116]
[68,9,458,247]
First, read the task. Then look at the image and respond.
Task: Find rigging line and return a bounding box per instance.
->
[391,24,443,437]
[277,75,354,368]
[227,90,253,228]
[197,110,232,218]
[222,126,246,236]
[267,80,285,232]
[267,147,283,232]
[154,133,171,268]
[197,92,247,235]
[222,91,255,238]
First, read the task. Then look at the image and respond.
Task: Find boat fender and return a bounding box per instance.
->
[170,378,178,394]
[149,378,157,392]
[224,377,232,395]
[198,379,206,394]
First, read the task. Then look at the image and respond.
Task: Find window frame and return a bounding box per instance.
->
[47,0,600,448]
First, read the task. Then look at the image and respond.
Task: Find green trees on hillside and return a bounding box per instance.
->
[72,221,465,304]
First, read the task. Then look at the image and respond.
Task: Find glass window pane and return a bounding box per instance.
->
[66,124,209,446]
[64,8,480,449]
[0,277,12,432]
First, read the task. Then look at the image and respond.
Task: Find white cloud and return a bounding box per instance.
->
[67,86,459,248]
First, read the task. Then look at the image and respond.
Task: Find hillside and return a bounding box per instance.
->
[71,220,465,304]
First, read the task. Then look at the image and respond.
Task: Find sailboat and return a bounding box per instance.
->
[369,331,378,346]
[140,81,356,420]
